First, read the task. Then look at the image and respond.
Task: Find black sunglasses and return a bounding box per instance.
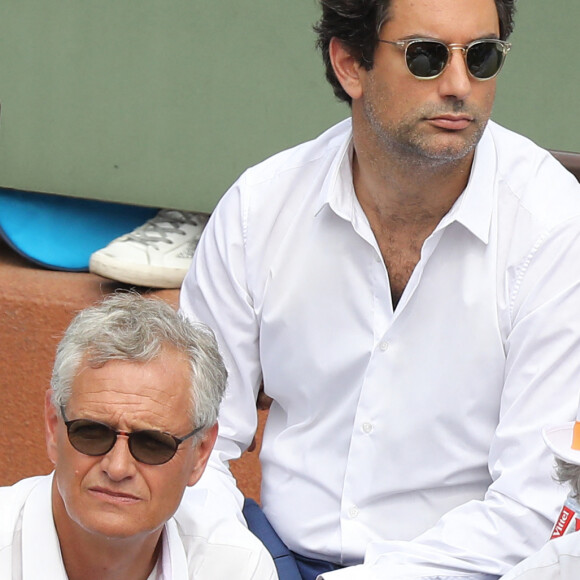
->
[378,38,511,80]
[60,406,202,465]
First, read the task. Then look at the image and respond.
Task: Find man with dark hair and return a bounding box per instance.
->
[180,0,580,578]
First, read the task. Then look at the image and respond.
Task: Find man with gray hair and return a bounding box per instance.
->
[500,418,580,579]
[0,293,277,580]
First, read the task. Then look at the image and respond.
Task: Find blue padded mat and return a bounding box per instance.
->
[0,188,158,271]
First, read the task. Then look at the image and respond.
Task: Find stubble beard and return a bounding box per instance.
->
[363,96,488,171]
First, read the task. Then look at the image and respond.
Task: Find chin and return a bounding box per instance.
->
[76,512,159,540]
[416,134,479,164]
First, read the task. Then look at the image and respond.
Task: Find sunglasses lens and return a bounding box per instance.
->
[130,430,178,465]
[67,419,116,456]
[466,41,505,79]
[406,41,449,78]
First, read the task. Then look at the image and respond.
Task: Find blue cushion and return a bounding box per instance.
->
[0,188,158,271]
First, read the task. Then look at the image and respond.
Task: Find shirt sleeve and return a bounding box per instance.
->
[498,532,578,580]
[322,217,580,579]
[180,176,263,522]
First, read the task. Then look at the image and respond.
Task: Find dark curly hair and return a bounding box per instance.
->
[314,0,517,104]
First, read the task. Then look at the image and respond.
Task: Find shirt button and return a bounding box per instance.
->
[362,422,373,434]
[348,506,359,519]
[379,341,389,352]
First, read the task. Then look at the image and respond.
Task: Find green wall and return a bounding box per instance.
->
[0,1,345,212]
[493,0,580,153]
[0,1,576,211]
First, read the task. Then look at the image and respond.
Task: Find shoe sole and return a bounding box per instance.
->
[89,253,187,289]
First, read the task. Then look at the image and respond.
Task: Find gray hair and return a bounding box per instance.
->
[555,458,580,499]
[50,292,227,433]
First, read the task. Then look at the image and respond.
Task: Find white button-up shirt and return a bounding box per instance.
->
[180,118,580,579]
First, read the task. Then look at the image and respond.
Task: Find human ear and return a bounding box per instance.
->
[329,37,364,101]
[45,390,59,466]
[187,422,219,487]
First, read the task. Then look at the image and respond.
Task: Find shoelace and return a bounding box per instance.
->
[125,210,208,245]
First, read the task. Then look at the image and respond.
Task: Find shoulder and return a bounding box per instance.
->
[501,533,580,580]
[173,506,277,579]
[216,117,351,219]
[0,475,48,532]
[204,117,352,260]
[0,475,50,572]
[487,121,580,226]
[242,117,351,186]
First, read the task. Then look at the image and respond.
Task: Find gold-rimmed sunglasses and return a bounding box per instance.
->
[378,37,511,80]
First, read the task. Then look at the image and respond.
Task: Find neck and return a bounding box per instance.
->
[52,484,162,580]
[351,114,474,228]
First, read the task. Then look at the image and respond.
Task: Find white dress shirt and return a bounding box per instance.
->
[180,118,580,579]
[0,474,278,579]
[500,532,580,580]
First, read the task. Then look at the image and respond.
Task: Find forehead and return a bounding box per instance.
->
[69,348,193,428]
[386,0,500,41]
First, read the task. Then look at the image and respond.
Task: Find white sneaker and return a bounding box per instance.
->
[89,209,209,288]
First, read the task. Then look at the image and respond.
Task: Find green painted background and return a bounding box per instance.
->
[493,1,580,154]
[0,1,577,212]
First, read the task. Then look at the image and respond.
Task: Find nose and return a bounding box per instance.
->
[100,433,137,481]
[437,47,472,101]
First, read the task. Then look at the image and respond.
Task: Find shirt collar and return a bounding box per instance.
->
[163,517,190,579]
[142,519,189,580]
[315,119,497,245]
[438,125,497,244]
[22,473,67,579]
[315,119,355,219]
[148,523,173,580]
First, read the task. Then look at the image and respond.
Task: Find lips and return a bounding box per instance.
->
[428,115,473,131]
[89,486,141,503]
